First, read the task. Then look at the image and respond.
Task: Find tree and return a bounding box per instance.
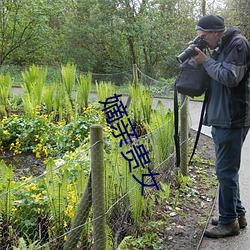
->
[0,0,49,65]
[220,0,250,39]
[0,0,230,79]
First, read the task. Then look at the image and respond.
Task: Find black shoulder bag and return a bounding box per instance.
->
[174,58,210,168]
[175,58,208,97]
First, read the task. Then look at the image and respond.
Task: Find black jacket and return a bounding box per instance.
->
[203,26,250,128]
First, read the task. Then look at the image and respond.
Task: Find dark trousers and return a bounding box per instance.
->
[211,126,249,225]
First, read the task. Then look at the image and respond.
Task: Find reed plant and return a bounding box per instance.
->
[60,63,76,102]
[128,83,153,135]
[96,81,116,103]
[21,65,47,118]
[0,73,12,117]
[52,82,73,122]
[43,159,69,243]
[145,100,174,166]
[76,72,92,112]
[105,135,152,239]
[0,161,14,222]
[129,84,152,122]
[43,84,56,114]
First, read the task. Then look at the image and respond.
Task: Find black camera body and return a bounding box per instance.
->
[176,36,208,63]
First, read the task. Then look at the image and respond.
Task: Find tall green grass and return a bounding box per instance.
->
[0,73,12,116]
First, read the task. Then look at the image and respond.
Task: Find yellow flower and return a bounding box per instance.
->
[71,195,76,204]
[26,183,37,191]
[32,193,42,201]
[36,152,41,159]
[14,149,22,155]
[12,207,17,212]
[43,147,49,157]
[3,130,9,135]
[65,205,74,218]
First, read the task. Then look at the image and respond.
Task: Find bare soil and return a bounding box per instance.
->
[160,130,217,250]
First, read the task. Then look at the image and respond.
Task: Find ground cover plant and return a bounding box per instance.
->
[0,64,217,249]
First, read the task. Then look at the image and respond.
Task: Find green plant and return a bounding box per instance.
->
[178,173,191,189]
[117,233,163,250]
[21,65,47,118]
[43,84,56,114]
[12,176,49,241]
[130,84,153,122]
[0,161,15,222]
[96,81,116,103]
[172,190,180,210]
[157,182,171,204]
[76,72,92,111]
[145,100,174,165]
[128,83,153,136]
[43,159,68,217]
[60,62,76,101]
[51,81,74,122]
[0,73,12,117]
[0,115,57,157]
[141,89,152,124]
[0,107,103,158]
[13,233,49,250]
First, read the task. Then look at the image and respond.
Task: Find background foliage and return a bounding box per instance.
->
[1,0,248,80]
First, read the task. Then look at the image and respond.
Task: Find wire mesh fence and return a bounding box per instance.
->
[0,65,190,249]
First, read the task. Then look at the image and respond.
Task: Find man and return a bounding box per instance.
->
[192,15,250,238]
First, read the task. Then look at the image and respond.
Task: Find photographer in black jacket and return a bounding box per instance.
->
[192,15,250,238]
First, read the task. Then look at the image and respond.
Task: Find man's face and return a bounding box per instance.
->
[196,30,222,49]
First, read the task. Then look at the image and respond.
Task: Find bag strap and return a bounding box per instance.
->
[188,91,208,164]
[174,80,208,168]
[174,80,180,168]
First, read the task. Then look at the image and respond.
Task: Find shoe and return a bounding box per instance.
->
[204,222,240,238]
[211,214,247,229]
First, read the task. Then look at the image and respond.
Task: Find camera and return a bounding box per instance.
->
[176,36,208,64]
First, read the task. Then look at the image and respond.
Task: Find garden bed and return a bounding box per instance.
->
[0,130,217,250]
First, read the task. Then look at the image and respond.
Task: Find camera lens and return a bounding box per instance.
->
[176,36,208,63]
[176,45,198,63]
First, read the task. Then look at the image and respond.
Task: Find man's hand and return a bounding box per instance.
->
[192,47,207,64]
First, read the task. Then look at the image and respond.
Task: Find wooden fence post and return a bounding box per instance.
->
[91,124,106,250]
[126,64,138,107]
[63,175,92,250]
[133,63,138,86]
